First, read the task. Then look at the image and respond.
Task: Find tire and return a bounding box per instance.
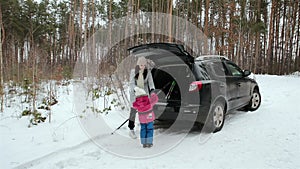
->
[247,89,261,111]
[207,101,225,133]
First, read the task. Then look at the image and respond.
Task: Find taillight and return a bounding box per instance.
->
[189,81,203,92]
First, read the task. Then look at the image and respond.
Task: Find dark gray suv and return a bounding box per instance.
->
[129,43,261,132]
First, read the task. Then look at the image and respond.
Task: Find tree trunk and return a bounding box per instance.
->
[279,1,286,75]
[254,0,261,74]
[221,0,226,56]
[79,0,83,49]
[91,0,96,65]
[204,0,209,54]
[168,0,172,42]
[296,0,300,71]
[124,1,129,56]
[68,1,75,66]
[151,0,155,43]
[274,2,280,74]
[29,16,37,113]
[290,0,298,73]
[128,0,134,46]
[84,1,90,78]
[262,0,268,73]
[136,0,140,44]
[0,4,4,112]
[228,2,235,62]
[175,0,179,44]
[185,0,190,47]
[284,1,292,74]
[238,0,247,67]
[72,0,77,67]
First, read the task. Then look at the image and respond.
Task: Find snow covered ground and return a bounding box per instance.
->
[1,74,300,169]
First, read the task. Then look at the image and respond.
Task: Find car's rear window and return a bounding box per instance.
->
[193,63,210,80]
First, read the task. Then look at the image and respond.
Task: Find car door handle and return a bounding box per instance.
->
[219,84,225,87]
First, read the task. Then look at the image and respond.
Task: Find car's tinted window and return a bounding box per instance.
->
[193,63,210,80]
[209,62,229,77]
[225,61,244,77]
[195,61,225,80]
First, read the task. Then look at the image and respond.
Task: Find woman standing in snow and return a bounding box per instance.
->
[128,56,155,139]
[132,87,158,148]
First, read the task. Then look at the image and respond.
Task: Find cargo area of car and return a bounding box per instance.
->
[151,67,181,103]
[151,64,203,121]
[151,64,196,107]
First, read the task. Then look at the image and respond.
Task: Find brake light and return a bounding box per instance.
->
[189,81,203,92]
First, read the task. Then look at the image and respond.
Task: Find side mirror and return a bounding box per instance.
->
[243,70,251,77]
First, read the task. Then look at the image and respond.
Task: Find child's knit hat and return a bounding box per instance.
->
[134,87,147,97]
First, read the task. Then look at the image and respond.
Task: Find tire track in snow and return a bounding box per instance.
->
[13,134,110,169]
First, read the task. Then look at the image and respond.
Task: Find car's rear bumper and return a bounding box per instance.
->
[154,102,209,123]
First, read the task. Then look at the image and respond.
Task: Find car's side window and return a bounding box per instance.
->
[225,62,243,77]
[210,62,228,77]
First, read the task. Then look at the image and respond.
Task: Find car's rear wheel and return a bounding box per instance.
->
[206,101,225,133]
[247,88,261,111]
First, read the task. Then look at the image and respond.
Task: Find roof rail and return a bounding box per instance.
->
[195,55,229,61]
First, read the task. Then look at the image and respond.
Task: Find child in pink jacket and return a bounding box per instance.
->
[132,87,158,148]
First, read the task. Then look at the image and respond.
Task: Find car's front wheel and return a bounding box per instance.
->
[247,88,261,111]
